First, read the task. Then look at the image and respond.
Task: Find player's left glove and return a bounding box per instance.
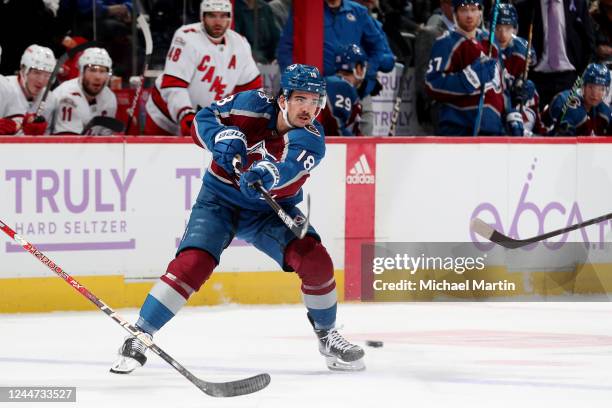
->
[240,160,280,200]
[506,110,525,136]
[22,113,48,136]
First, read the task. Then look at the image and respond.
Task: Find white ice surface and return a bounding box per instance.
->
[2,302,612,408]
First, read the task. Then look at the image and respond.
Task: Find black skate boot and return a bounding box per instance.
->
[109,333,152,374]
[308,314,365,371]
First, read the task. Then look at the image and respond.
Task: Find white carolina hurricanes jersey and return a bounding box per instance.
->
[5,75,58,133]
[146,23,261,134]
[52,77,117,134]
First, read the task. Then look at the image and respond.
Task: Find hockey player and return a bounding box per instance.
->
[493,3,542,135]
[110,64,365,373]
[52,47,118,135]
[425,0,524,136]
[4,45,57,135]
[543,63,612,136]
[319,44,365,136]
[144,0,262,136]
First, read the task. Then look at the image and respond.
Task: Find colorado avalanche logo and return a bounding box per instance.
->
[247,140,274,162]
[304,124,321,137]
[567,95,581,109]
[346,13,356,22]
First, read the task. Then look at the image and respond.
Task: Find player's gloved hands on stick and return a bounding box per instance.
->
[467,57,497,87]
[179,110,196,136]
[0,118,18,135]
[213,128,248,174]
[511,79,535,107]
[240,160,280,200]
[22,113,48,136]
[506,111,525,136]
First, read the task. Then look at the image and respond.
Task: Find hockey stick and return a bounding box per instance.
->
[233,157,310,239]
[0,219,270,397]
[473,0,501,136]
[82,116,126,135]
[471,212,612,249]
[125,0,153,134]
[35,41,102,119]
[518,13,535,114]
[388,63,409,136]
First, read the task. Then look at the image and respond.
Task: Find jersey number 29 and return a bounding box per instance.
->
[335,95,352,111]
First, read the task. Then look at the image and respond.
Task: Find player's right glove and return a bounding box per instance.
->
[22,113,48,136]
[464,57,497,88]
[212,128,248,174]
[239,160,280,200]
[0,118,18,135]
[179,110,196,136]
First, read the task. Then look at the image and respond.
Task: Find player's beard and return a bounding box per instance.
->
[456,11,481,34]
[82,78,105,97]
[204,20,229,39]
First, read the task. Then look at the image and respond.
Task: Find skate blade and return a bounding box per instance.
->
[109,357,142,374]
[325,356,366,372]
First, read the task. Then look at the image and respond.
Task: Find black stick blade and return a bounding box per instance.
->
[199,373,271,397]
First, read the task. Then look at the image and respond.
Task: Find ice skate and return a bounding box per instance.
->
[109,333,152,374]
[309,314,365,371]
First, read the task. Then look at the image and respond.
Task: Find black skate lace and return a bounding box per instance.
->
[323,329,354,353]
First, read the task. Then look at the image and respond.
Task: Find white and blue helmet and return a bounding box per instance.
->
[279,64,327,126]
[335,44,368,72]
[280,64,326,105]
[582,63,611,87]
[496,3,518,28]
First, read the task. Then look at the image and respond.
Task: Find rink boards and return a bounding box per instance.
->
[2,136,612,311]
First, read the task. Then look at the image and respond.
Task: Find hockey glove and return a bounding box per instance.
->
[506,111,525,136]
[465,57,497,88]
[212,128,248,174]
[511,79,536,107]
[179,110,196,136]
[240,160,280,200]
[370,79,383,97]
[22,113,48,136]
[0,118,18,135]
[554,120,575,136]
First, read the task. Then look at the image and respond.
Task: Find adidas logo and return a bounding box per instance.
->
[346,154,375,185]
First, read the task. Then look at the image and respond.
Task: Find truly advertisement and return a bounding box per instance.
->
[4,167,136,252]
[0,143,214,278]
[0,142,347,280]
